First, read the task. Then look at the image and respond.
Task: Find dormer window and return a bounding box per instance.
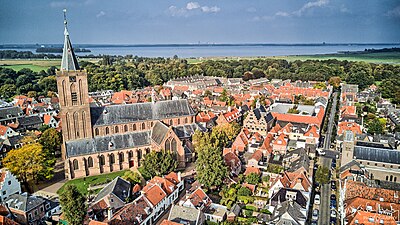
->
[109,141,114,148]
[69,76,76,82]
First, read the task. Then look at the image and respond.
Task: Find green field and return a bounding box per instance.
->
[57,170,127,195]
[0,60,61,72]
[187,51,400,64]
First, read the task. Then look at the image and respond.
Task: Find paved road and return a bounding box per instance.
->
[318,92,338,225]
[319,157,332,225]
[324,92,338,151]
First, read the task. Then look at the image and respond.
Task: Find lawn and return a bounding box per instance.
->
[0,58,100,72]
[57,170,127,195]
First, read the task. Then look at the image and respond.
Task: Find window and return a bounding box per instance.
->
[2,191,6,195]
[105,127,110,135]
[124,125,128,132]
[133,124,136,131]
[8,181,11,185]
[40,206,44,212]
[111,198,114,202]
[34,210,38,216]
[88,157,94,168]
[99,155,105,166]
[115,126,119,133]
[73,159,79,170]
[95,128,99,136]
[141,123,145,130]
[169,119,173,125]
[28,214,32,220]
[110,154,115,164]
[71,92,78,105]
[119,153,124,163]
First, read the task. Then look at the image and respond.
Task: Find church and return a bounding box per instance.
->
[57,13,199,179]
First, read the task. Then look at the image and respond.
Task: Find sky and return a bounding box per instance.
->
[0,0,399,44]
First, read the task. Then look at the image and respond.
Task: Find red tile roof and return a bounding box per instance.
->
[345,180,400,204]
[345,197,400,222]
[244,166,261,176]
[160,220,182,225]
[143,184,167,206]
[0,125,8,136]
[347,210,396,225]
[338,122,362,135]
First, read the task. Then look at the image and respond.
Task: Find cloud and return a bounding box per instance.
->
[386,5,400,18]
[246,7,257,13]
[201,6,220,13]
[49,1,77,8]
[168,2,220,17]
[186,2,200,10]
[96,11,106,18]
[269,0,329,18]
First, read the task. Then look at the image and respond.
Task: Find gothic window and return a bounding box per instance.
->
[79,79,83,105]
[65,112,70,140]
[171,139,177,153]
[88,157,93,168]
[73,112,79,138]
[73,159,79,170]
[62,80,67,106]
[109,154,115,164]
[99,155,105,166]
[177,118,180,125]
[141,123,145,130]
[70,83,78,106]
[124,125,128,132]
[390,175,393,182]
[133,124,137,131]
[82,111,86,138]
[119,153,124,163]
[115,126,119,133]
[95,128,99,136]
[105,127,110,135]
[165,139,171,152]
[185,118,188,124]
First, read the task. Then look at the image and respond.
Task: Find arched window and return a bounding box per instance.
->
[395,177,397,182]
[73,159,79,170]
[109,154,115,164]
[73,112,79,138]
[65,112,70,140]
[82,111,86,138]
[165,139,171,152]
[146,148,150,154]
[61,80,67,106]
[141,123,145,130]
[390,175,393,182]
[169,119,173,125]
[177,118,180,125]
[115,126,119,133]
[386,176,389,181]
[88,157,94,168]
[79,79,83,105]
[128,151,133,159]
[124,125,128,132]
[133,124,137,131]
[70,83,78,106]
[171,138,177,153]
[105,127,110,135]
[185,118,188,124]
[99,155,105,166]
[119,153,124,163]
[95,128,99,136]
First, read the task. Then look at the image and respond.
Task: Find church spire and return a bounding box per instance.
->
[61,9,80,71]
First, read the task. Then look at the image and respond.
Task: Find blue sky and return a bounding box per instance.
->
[0,0,399,44]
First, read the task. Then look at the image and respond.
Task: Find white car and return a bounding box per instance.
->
[317,148,326,155]
[315,194,321,205]
[331,209,337,218]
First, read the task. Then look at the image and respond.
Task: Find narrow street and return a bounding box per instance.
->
[319,91,338,225]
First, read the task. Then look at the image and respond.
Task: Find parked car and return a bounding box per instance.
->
[312,209,319,220]
[330,199,337,208]
[331,209,337,218]
[186,177,195,184]
[330,194,336,201]
[317,148,326,156]
[311,220,318,225]
[315,194,321,205]
[331,180,337,191]
[330,217,337,225]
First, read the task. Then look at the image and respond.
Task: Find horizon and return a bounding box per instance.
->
[1,0,399,44]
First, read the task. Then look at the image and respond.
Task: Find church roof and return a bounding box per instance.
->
[151,121,169,145]
[60,10,80,71]
[90,99,195,127]
[65,131,151,157]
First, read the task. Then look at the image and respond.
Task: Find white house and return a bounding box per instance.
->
[0,169,21,201]
[0,125,19,140]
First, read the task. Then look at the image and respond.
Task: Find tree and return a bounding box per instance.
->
[59,184,87,225]
[196,144,227,188]
[237,186,252,196]
[315,166,330,184]
[38,128,61,156]
[367,118,384,135]
[328,76,341,88]
[245,173,260,185]
[140,151,177,178]
[122,170,142,185]
[2,143,53,186]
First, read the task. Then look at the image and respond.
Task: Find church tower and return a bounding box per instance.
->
[57,9,92,160]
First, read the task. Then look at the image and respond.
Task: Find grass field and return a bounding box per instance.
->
[0,59,60,72]
[57,170,127,195]
[187,52,400,64]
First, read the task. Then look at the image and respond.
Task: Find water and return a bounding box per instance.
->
[2,43,400,58]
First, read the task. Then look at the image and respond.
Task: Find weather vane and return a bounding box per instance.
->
[63,9,67,26]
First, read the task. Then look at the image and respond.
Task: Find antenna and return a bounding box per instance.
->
[63,9,67,26]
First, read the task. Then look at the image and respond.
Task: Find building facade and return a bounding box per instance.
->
[57,16,196,179]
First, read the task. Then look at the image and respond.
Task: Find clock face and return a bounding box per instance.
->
[69,76,76,82]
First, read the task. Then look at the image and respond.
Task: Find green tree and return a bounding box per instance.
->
[122,170,142,185]
[0,84,16,99]
[367,118,384,135]
[2,143,54,187]
[196,144,227,188]
[39,128,61,156]
[59,184,87,225]
[140,151,177,178]
[237,186,252,196]
[245,173,260,185]
[347,62,374,90]
[315,166,330,184]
